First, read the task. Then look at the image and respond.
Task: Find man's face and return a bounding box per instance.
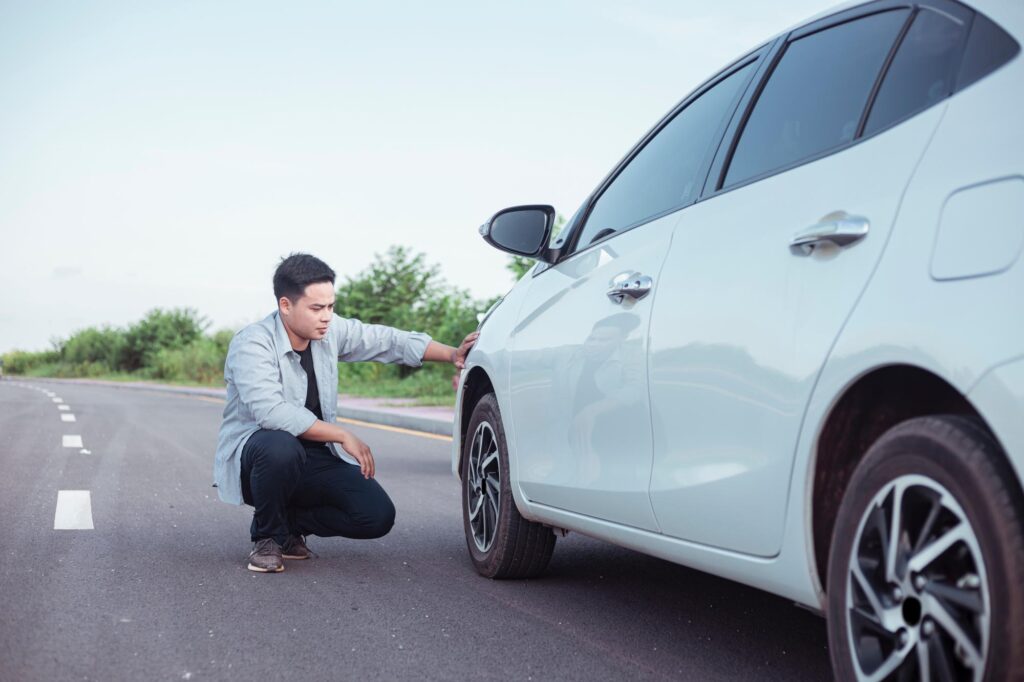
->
[280,281,335,342]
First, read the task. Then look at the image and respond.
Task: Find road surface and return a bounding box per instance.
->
[0,379,833,681]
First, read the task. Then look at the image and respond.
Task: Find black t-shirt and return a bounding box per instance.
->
[298,344,323,446]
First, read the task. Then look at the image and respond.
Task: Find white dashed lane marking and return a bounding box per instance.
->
[62,435,83,448]
[61,414,76,422]
[52,397,63,404]
[54,491,94,530]
[58,405,70,411]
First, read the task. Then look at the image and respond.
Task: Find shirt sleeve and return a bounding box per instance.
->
[227,330,318,435]
[332,315,432,366]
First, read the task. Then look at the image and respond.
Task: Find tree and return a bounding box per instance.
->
[119,308,207,371]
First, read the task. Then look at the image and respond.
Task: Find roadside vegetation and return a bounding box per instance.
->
[3,247,523,405]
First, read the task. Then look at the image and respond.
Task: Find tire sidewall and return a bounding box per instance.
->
[461,393,516,577]
[826,417,1019,681]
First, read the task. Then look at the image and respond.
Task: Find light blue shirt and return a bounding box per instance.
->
[213,311,432,505]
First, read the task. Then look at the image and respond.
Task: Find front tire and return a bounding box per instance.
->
[827,416,1024,681]
[461,393,555,579]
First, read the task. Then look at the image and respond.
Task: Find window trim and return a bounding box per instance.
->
[710,0,976,198]
[714,3,915,195]
[557,48,767,262]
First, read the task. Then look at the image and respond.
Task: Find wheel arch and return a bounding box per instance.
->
[457,366,495,480]
[810,364,989,593]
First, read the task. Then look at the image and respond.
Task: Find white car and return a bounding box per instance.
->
[454,1,1023,679]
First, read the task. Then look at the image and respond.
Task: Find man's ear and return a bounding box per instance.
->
[278,296,292,315]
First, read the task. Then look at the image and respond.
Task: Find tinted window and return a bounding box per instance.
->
[865,8,969,135]
[574,62,753,251]
[956,11,1021,91]
[724,10,908,187]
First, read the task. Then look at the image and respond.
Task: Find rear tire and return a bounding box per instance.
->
[826,416,1024,681]
[461,393,555,579]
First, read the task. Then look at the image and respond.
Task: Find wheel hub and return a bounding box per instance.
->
[845,474,989,681]
[466,421,501,553]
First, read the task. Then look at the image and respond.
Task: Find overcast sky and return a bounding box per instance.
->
[0,0,832,353]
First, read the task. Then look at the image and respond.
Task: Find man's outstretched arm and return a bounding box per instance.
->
[422,332,479,369]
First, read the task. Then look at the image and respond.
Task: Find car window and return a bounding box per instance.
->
[864,8,969,135]
[955,10,1021,91]
[572,62,754,252]
[724,10,909,188]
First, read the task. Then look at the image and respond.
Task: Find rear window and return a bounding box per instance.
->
[724,10,908,187]
[864,7,970,135]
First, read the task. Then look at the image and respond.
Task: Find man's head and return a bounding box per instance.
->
[273,253,337,344]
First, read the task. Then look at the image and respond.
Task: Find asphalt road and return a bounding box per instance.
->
[0,379,834,681]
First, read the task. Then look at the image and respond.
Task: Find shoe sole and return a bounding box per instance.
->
[247,562,284,573]
[282,553,310,560]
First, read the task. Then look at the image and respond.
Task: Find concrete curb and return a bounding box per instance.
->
[13,376,456,437]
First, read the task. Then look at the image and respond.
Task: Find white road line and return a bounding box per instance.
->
[54,491,94,530]
[58,405,70,411]
[52,397,63,404]
[62,435,83,448]
[61,414,76,422]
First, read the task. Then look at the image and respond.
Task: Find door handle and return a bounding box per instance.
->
[789,212,870,256]
[607,273,653,303]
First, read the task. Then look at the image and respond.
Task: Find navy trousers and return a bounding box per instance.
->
[240,429,396,545]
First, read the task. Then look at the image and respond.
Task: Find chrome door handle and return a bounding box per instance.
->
[789,212,870,256]
[607,273,653,303]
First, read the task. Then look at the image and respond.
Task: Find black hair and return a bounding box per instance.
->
[273,253,336,302]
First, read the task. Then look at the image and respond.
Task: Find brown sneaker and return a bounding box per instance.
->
[247,538,284,573]
[281,534,313,560]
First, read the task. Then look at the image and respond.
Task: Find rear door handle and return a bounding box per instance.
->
[789,212,870,256]
[607,273,653,303]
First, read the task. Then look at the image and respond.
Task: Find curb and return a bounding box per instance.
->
[11,376,455,438]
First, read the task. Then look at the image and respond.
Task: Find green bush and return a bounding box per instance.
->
[2,349,60,374]
[119,308,206,371]
[150,336,229,384]
[61,326,126,370]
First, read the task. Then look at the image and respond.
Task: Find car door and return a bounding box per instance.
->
[506,57,761,530]
[647,3,973,556]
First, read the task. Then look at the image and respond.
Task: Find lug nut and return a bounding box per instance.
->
[892,586,904,602]
[898,629,910,647]
[922,619,935,637]
[913,574,926,591]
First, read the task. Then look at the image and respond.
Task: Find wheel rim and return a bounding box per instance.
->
[467,421,501,553]
[845,474,990,682]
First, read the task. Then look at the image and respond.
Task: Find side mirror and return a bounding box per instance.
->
[479,205,555,261]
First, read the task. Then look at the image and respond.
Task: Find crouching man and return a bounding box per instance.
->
[214,253,477,573]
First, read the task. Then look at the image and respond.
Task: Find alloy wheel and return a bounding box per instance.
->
[467,421,501,553]
[845,474,990,681]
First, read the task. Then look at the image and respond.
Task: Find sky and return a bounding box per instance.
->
[0,0,832,353]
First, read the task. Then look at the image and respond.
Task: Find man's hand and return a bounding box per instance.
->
[338,429,375,479]
[453,331,480,370]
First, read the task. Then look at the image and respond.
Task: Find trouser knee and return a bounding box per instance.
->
[364,498,396,539]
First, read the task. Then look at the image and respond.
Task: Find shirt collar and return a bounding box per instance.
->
[273,311,297,357]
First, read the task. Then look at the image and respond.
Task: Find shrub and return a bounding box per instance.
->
[61,326,126,370]
[2,349,60,375]
[150,336,229,384]
[119,308,207,371]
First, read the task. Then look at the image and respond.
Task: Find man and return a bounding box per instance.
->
[214,253,477,573]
